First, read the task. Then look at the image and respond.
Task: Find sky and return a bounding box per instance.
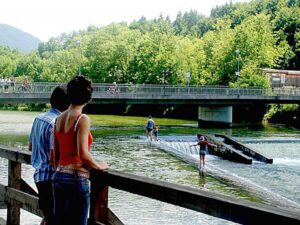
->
[0,0,250,42]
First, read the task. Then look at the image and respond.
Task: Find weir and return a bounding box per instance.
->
[205,134,253,164]
[215,134,273,163]
[150,140,300,211]
[1,146,300,224]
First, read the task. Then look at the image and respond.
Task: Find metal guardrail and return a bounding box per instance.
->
[0,83,300,96]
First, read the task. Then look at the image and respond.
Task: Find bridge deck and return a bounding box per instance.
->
[1,83,300,104]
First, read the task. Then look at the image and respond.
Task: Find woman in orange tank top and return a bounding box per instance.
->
[52,75,108,225]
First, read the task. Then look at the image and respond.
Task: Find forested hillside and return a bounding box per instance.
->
[0,24,41,53]
[0,0,299,88]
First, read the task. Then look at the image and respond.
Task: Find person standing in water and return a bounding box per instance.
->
[190,135,217,171]
[145,115,155,142]
[153,126,159,142]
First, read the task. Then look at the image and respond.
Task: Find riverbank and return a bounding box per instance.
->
[89,114,197,127]
[0,110,197,127]
[1,104,300,129]
[264,104,300,128]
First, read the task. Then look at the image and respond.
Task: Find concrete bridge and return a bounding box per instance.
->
[1,82,300,127]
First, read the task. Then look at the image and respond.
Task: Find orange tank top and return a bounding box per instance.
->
[55,114,93,166]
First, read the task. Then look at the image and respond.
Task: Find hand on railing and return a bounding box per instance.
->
[97,161,109,171]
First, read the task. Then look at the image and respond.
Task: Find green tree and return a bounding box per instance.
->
[273,6,300,69]
[232,14,286,86]
[0,47,21,77]
[15,52,43,81]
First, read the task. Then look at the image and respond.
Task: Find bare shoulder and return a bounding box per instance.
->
[81,114,90,121]
[56,111,65,122]
[78,114,91,127]
[55,111,66,127]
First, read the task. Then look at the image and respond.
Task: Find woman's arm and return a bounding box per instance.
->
[77,115,108,170]
[190,142,199,147]
[208,142,217,148]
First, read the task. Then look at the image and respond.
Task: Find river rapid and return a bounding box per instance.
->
[0,110,299,225]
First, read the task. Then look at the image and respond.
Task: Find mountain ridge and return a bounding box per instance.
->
[0,23,41,53]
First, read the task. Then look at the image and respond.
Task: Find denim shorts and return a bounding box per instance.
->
[53,172,90,225]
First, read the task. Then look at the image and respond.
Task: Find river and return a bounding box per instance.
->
[0,110,299,225]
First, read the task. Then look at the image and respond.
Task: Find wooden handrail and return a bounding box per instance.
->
[0,147,300,225]
[0,146,31,164]
[90,169,300,225]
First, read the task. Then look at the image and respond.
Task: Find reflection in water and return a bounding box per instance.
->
[198,170,206,189]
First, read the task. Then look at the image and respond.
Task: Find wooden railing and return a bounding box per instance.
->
[0,146,300,225]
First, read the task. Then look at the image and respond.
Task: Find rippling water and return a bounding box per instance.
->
[0,111,299,225]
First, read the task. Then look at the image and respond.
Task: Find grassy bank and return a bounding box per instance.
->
[0,110,197,127]
[89,114,197,127]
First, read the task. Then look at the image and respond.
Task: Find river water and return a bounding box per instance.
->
[0,111,299,225]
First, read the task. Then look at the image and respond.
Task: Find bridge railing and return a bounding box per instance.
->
[1,82,300,97]
[273,87,300,96]
[92,84,270,97]
[0,146,300,225]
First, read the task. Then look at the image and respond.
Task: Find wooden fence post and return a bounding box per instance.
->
[89,171,109,225]
[6,160,21,225]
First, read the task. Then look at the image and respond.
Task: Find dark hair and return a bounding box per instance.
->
[67,75,93,105]
[50,86,70,111]
[197,134,206,141]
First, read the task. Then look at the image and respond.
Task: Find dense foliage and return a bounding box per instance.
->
[0,0,299,88]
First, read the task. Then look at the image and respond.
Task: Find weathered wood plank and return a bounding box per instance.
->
[0,146,31,165]
[20,179,38,197]
[205,134,253,164]
[92,170,300,225]
[216,134,273,163]
[88,220,105,225]
[7,161,21,225]
[89,208,123,225]
[90,174,109,225]
[6,187,42,217]
[0,184,6,209]
[107,209,124,225]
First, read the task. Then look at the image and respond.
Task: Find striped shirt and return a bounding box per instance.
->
[29,108,61,183]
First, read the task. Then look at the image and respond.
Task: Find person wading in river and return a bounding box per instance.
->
[29,86,70,225]
[145,115,155,142]
[190,135,217,171]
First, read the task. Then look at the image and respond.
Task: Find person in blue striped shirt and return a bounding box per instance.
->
[29,86,70,225]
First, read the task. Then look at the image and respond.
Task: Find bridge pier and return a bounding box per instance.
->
[198,106,232,128]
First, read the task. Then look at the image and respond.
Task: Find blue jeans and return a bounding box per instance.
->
[53,172,90,225]
[36,180,54,225]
